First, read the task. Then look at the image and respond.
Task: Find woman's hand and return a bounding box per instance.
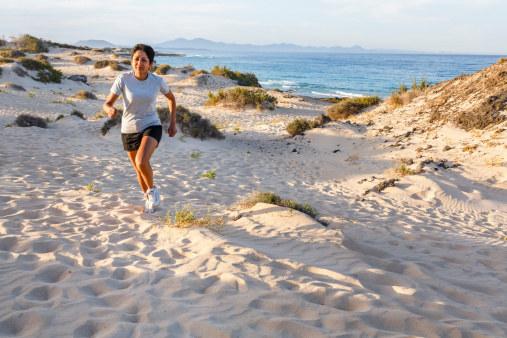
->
[108,106,118,118]
[168,123,177,137]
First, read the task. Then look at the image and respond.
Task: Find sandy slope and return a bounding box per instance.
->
[1,48,507,337]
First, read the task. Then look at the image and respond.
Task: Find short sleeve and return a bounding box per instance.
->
[111,75,123,95]
[159,78,170,95]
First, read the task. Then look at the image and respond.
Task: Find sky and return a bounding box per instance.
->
[1,0,506,55]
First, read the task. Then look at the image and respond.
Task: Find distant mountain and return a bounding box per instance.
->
[74,40,117,48]
[152,38,421,54]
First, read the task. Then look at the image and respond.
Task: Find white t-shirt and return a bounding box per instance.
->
[111,71,170,134]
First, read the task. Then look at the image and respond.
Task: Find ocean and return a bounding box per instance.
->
[156,50,503,98]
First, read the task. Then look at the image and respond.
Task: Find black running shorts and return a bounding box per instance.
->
[121,125,162,152]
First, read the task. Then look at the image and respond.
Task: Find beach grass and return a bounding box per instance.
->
[205,87,277,112]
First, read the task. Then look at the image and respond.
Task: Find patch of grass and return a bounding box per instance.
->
[498,57,507,64]
[386,78,430,108]
[14,114,48,128]
[178,135,186,142]
[74,56,91,64]
[46,41,90,50]
[205,87,277,111]
[463,144,478,154]
[70,110,86,120]
[485,156,503,167]
[411,77,432,90]
[85,182,100,193]
[326,95,381,121]
[159,105,225,140]
[111,53,119,59]
[101,109,123,135]
[18,57,64,83]
[190,151,201,159]
[75,90,96,100]
[211,65,260,87]
[28,92,35,98]
[319,97,342,103]
[35,54,48,62]
[239,191,318,219]
[155,64,171,75]
[55,114,64,121]
[189,69,209,77]
[0,89,6,93]
[92,111,108,120]
[51,100,62,104]
[160,203,227,234]
[345,153,359,163]
[12,34,48,53]
[120,59,131,65]
[395,163,420,176]
[202,169,216,180]
[92,74,100,79]
[0,57,15,64]
[454,93,507,131]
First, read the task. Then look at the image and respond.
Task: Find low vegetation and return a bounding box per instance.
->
[155,64,170,75]
[94,60,110,69]
[11,34,48,53]
[211,65,260,87]
[18,57,64,83]
[202,169,216,180]
[386,77,432,107]
[74,56,91,64]
[0,57,15,64]
[70,110,86,119]
[285,115,330,136]
[160,203,227,234]
[205,87,277,111]
[158,105,225,140]
[46,40,90,50]
[0,49,26,58]
[14,114,48,128]
[35,54,48,62]
[326,95,381,120]
[239,191,318,219]
[1,82,26,91]
[109,61,125,71]
[75,90,97,100]
[94,60,125,71]
[189,69,209,77]
[101,109,123,135]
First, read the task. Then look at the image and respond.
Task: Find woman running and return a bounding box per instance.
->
[103,44,177,213]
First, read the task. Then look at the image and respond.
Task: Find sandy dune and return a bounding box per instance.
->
[1,47,507,337]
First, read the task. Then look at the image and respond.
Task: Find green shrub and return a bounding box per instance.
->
[411,77,432,90]
[0,58,15,64]
[120,59,131,65]
[12,34,48,53]
[155,64,171,75]
[211,65,260,87]
[326,100,360,120]
[158,105,225,140]
[74,56,91,64]
[70,110,85,119]
[18,57,63,83]
[101,109,123,135]
[205,87,277,111]
[112,53,119,59]
[286,119,314,136]
[326,95,380,121]
[149,65,157,73]
[14,114,48,128]
[46,41,90,50]
[94,60,109,69]
[35,54,48,62]
[55,114,65,121]
[189,69,209,77]
[0,49,26,58]
[240,191,318,219]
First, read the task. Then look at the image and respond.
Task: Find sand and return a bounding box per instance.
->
[0,47,506,337]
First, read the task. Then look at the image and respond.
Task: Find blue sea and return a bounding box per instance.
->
[156,50,503,98]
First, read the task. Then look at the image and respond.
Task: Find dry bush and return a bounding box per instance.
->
[158,105,225,140]
[155,64,170,75]
[14,114,47,128]
[101,109,123,135]
[120,59,131,65]
[211,65,260,87]
[0,57,15,64]
[205,87,277,111]
[74,56,91,64]
[0,82,26,91]
[94,60,109,69]
[238,191,318,219]
[286,119,314,136]
[70,109,86,119]
[0,49,26,58]
[18,57,63,83]
[189,69,209,77]
[11,34,48,53]
[326,100,360,120]
[109,61,126,71]
[75,90,97,100]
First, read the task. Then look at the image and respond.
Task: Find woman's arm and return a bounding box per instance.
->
[164,90,177,137]
[103,93,120,118]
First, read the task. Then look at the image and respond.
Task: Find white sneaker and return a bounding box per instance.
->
[144,194,153,213]
[146,186,161,212]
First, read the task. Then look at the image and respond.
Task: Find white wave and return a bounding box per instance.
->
[311,91,364,98]
[259,80,298,86]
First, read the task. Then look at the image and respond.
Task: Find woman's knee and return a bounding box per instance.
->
[135,156,150,170]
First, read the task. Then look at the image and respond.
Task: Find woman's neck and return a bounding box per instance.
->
[134,71,149,81]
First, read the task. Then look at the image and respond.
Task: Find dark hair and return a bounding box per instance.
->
[131,44,155,64]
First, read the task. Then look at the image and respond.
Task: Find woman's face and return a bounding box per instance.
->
[132,50,152,76]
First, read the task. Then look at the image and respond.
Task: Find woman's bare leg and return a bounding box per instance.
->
[126,136,158,193]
